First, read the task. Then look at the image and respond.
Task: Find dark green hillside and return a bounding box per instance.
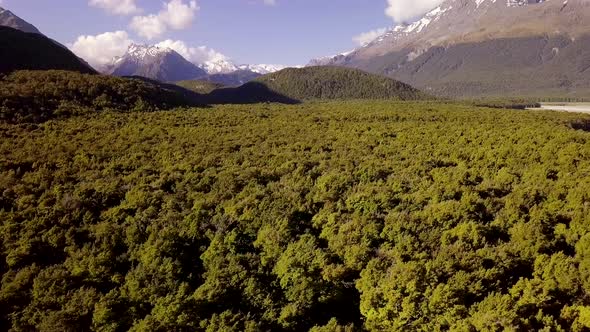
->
[204,66,427,104]
[0,26,95,74]
[0,70,200,123]
[206,81,300,104]
[175,79,225,94]
[2,101,590,331]
[251,66,427,101]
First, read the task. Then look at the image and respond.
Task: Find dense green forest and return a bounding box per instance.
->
[205,66,427,104]
[1,100,590,331]
[251,66,426,101]
[0,71,199,123]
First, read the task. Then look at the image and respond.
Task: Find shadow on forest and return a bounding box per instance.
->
[204,82,301,105]
[124,77,300,105]
[0,71,300,124]
[125,76,210,107]
[569,119,590,132]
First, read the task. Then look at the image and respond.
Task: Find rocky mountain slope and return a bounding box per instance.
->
[0,6,40,34]
[311,0,590,98]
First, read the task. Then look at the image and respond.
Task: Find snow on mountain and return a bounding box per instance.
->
[307,0,555,67]
[198,59,286,75]
[125,44,174,61]
[199,58,238,74]
[104,43,207,82]
[104,43,287,81]
[308,0,590,97]
[238,64,286,74]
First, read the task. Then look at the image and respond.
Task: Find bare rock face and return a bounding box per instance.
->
[310,0,590,98]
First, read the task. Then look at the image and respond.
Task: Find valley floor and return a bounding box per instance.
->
[1,101,590,331]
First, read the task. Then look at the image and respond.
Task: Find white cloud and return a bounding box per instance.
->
[263,0,276,5]
[353,28,388,46]
[89,0,141,15]
[130,15,167,40]
[385,0,443,23]
[130,0,199,40]
[69,31,134,68]
[155,39,229,63]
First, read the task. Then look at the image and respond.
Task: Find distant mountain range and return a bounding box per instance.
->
[5,1,590,98]
[199,57,285,75]
[309,0,590,98]
[0,6,287,86]
[101,43,287,85]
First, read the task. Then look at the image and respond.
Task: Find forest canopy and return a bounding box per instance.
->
[1,101,590,331]
[0,70,199,123]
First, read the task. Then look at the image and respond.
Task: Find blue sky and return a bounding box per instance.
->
[1,0,423,66]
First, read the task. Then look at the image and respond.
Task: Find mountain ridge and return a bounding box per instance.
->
[309,0,590,97]
[0,26,96,75]
[102,43,287,85]
[0,6,41,34]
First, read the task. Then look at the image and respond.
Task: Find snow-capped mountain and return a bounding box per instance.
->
[103,44,207,82]
[238,64,286,75]
[198,59,286,75]
[199,58,238,74]
[309,0,590,97]
[103,43,287,85]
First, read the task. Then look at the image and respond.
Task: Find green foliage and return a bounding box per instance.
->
[253,66,427,101]
[0,70,200,123]
[1,101,590,331]
[207,67,429,104]
[469,98,542,110]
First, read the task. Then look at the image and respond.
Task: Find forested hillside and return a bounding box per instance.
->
[205,67,427,104]
[252,66,426,101]
[1,101,590,331]
[0,70,200,123]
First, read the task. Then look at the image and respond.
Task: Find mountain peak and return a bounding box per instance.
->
[103,42,287,84]
[125,43,174,60]
[0,6,42,34]
[311,0,586,67]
